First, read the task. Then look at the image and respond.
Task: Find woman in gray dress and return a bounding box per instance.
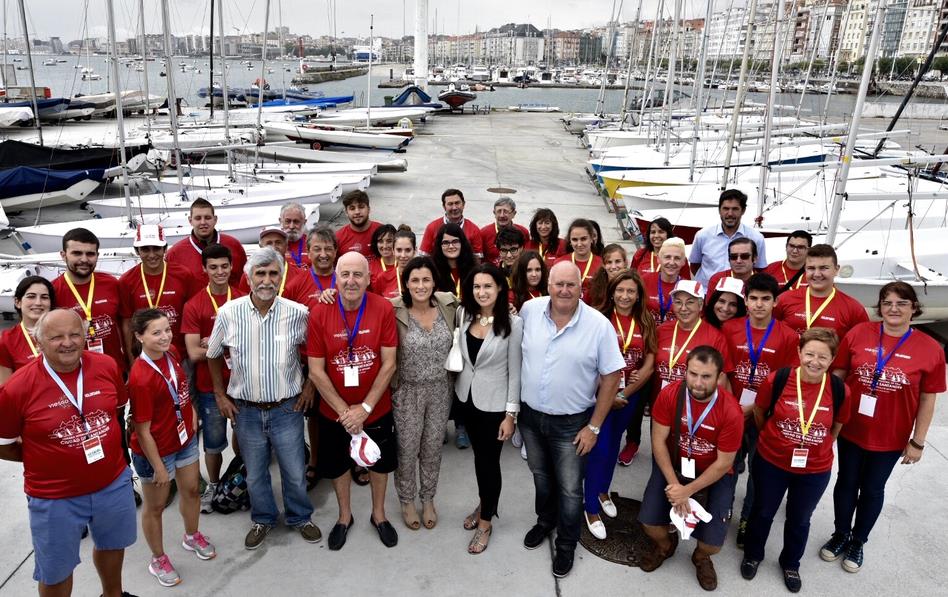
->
[390,256,459,531]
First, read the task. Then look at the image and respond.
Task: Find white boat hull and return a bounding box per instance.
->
[192,161,379,178]
[1,179,101,211]
[264,122,410,150]
[145,173,368,195]
[234,145,408,172]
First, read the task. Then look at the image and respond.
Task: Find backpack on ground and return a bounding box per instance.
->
[211,455,251,514]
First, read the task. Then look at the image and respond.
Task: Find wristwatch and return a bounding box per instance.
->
[587,424,601,436]
[360,402,373,414]
[505,411,518,422]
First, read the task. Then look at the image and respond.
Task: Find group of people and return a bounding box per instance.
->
[0,186,940,596]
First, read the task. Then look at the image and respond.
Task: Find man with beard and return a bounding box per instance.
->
[206,247,320,550]
[334,190,382,260]
[52,228,126,372]
[280,202,310,269]
[689,190,767,287]
[166,198,246,285]
[238,227,301,297]
[419,188,484,259]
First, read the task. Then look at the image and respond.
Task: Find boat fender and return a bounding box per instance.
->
[397,117,412,130]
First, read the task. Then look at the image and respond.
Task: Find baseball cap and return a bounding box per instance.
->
[258,226,288,241]
[349,431,381,467]
[714,276,745,298]
[671,279,705,299]
[133,224,167,248]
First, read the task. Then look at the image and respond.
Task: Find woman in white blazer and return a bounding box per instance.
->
[455,263,522,555]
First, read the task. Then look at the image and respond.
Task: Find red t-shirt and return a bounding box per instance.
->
[834,321,947,451]
[705,270,755,303]
[642,272,680,325]
[0,324,41,374]
[610,312,649,387]
[180,286,246,394]
[755,369,851,473]
[0,352,128,499]
[127,351,195,457]
[419,217,484,257]
[525,237,565,267]
[118,263,198,357]
[52,272,125,371]
[774,286,869,339]
[166,232,247,286]
[370,264,402,300]
[283,268,336,310]
[480,222,530,266]
[336,221,382,259]
[764,260,808,290]
[652,380,744,475]
[722,317,799,397]
[306,293,398,423]
[554,253,603,303]
[653,319,733,401]
[285,237,311,269]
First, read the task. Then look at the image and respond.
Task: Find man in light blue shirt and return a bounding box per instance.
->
[518,261,625,579]
[689,189,767,286]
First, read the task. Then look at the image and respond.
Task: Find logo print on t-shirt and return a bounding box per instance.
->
[775,417,828,447]
[854,362,908,393]
[657,359,687,384]
[676,432,715,457]
[733,360,772,387]
[49,409,111,449]
[330,346,377,375]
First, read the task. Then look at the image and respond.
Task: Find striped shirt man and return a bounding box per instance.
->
[206,295,308,403]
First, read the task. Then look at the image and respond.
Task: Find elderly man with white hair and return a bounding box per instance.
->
[517,261,626,578]
[280,202,310,269]
[206,247,321,550]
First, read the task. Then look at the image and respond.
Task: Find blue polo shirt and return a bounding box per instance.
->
[689,221,767,286]
[519,297,626,415]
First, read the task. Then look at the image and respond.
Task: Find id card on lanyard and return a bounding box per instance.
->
[792,369,826,468]
[860,325,912,418]
[141,353,188,445]
[43,357,104,464]
[742,319,774,406]
[338,295,367,388]
[682,390,718,479]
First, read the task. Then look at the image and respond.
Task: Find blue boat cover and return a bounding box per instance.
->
[0,166,105,200]
[390,86,441,108]
[259,94,354,107]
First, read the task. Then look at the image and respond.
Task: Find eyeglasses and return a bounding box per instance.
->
[499,247,522,255]
[881,300,912,309]
[672,298,702,308]
[786,243,809,251]
[729,252,752,261]
[441,239,461,247]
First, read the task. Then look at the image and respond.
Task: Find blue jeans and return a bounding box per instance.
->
[519,402,590,553]
[235,398,314,527]
[744,454,831,570]
[735,422,760,521]
[197,392,229,454]
[832,435,902,543]
[584,394,639,514]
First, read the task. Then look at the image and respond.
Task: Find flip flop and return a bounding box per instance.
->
[306,465,318,491]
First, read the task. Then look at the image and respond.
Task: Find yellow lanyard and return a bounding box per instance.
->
[64,272,96,336]
[528,289,541,299]
[451,271,461,295]
[206,285,232,314]
[614,313,636,354]
[20,322,38,357]
[539,243,547,260]
[669,319,702,370]
[795,368,826,445]
[140,263,168,309]
[804,287,836,329]
[649,252,656,272]
[279,267,288,297]
[380,259,390,272]
[781,261,804,289]
[396,267,403,294]
[572,253,593,280]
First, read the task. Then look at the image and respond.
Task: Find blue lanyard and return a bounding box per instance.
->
[745,318,775,386]
[657,275,679,322]
[140,353,182,421]
[871,324,911,393]
[337,294,367,362]
[311,269,336,292]
[43,357,89,434]
[685,390,719,457]
[291,238,305,266]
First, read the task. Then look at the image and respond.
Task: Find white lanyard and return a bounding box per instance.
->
[43,357,87,432]
[140,353,182,420]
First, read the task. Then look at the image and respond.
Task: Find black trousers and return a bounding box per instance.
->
[462,398,506,521]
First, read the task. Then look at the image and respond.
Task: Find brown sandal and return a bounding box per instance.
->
[462,507,481,531]
[468,525,492,555]
[422,501,438,529]
[401,502,420,531]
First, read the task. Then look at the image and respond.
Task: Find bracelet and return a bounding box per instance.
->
[360,402,373,414]
[505,411,518,421]
[909,438,925,450]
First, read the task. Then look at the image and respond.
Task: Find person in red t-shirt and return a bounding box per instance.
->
[773,244,868,339]
[335,190,383,259]
[821,281,946,572]
[704,238,759,304]
[119,224,198,367]
[630,216,673,275]
[307,252,399,550]
[373,226,416,300]
[480,197,531,266]
[237,226,301,300]
[637,347,743,590]
[0,309,136,594]
[128,309,214,586]
[281,202,311,269]
[181,243,245,509]
[368,224,398,292]
[0,276,54,386]
[554,218,603,303]
[763,230,812,295]
[742,328,851,592]
[642,237,690,325]
[526,207,566,267]
[52,227,126,372]
[419,188,484,258]
[284,224,339,310]
[510,250,548,311]
[165,198,247,286]
[586,244,628,310]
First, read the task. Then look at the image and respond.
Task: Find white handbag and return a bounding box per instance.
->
[444,307,464,373]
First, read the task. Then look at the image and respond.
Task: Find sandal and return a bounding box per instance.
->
[468,525,492,555]
[401,502,421,531]
[422,501,438,530]
[463,507,481,531]
[305,465,318,491]
[351,465,370,486]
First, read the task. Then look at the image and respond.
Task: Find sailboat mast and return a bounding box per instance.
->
[687,0,716,181]
[637,0,664,132]
[279,0,285,102]
[595,0,620,117]
[2,1,7,93]
[794,0,831,123]
[159,0,184,192]
[820,0,853,126]
[367,14,373,129]
[209,0,214,118]
[138,0,151,137]
[661,0,681,165]
[105,0,132,226]
[718,0,759,188]
[756,0,786,223]
[218,0,232,176]
[15,0,41,145]
[253,0,271,165]
[619,0,643,127]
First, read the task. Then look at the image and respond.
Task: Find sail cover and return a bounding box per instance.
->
[0,166,106,200]
[0,140,147,171]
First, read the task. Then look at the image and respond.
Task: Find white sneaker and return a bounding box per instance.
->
[511,427,523,448]
[585,513,607,540]
[599,495,618,518]
[520,443,528,461]
[200,482,217,514]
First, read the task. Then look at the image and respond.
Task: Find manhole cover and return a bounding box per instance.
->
[486,187,517,194]
[579,493,651,567]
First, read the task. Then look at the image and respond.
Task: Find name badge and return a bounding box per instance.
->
[739,388,757,407]
[618,374,626,390]
[858,394,877,418]
[86,339,105,354]
[681,456,696,479]
[344,365,359,388]
[791,448,809,469]
[82,436,105,464]
[661,380,671,390]
[177,421,188,445]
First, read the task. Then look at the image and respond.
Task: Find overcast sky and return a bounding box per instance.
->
[12,0,697,42]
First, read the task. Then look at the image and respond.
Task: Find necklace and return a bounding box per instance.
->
[478,315,494,327]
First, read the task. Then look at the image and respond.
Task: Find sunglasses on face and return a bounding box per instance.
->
[729,252,752,261]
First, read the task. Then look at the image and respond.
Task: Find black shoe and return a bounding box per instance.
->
[328,516,354,551]
[133,489,143,508]
[523,524,552,550]
[101,593,138,597]
[552,549,574,578]
[81,526,89,540]
[783,568,802,593]
[736,518,748,549]
[819,532,850,562]
[371,516,399,548]
[740,558,760,580]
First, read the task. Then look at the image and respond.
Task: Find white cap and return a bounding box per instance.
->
[714,276,745,298]
[258,226,288,241]
[349,431,381,467]
[671,279,705,300]
[133,224,167,248]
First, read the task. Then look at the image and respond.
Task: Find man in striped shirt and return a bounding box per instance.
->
[206,247,322,550]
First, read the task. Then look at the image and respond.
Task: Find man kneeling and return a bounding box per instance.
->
[638,345,744,591]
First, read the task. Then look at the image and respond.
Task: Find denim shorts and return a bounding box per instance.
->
[27,467,137,585]
[131,434,200,483]
[197,391,229,454]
